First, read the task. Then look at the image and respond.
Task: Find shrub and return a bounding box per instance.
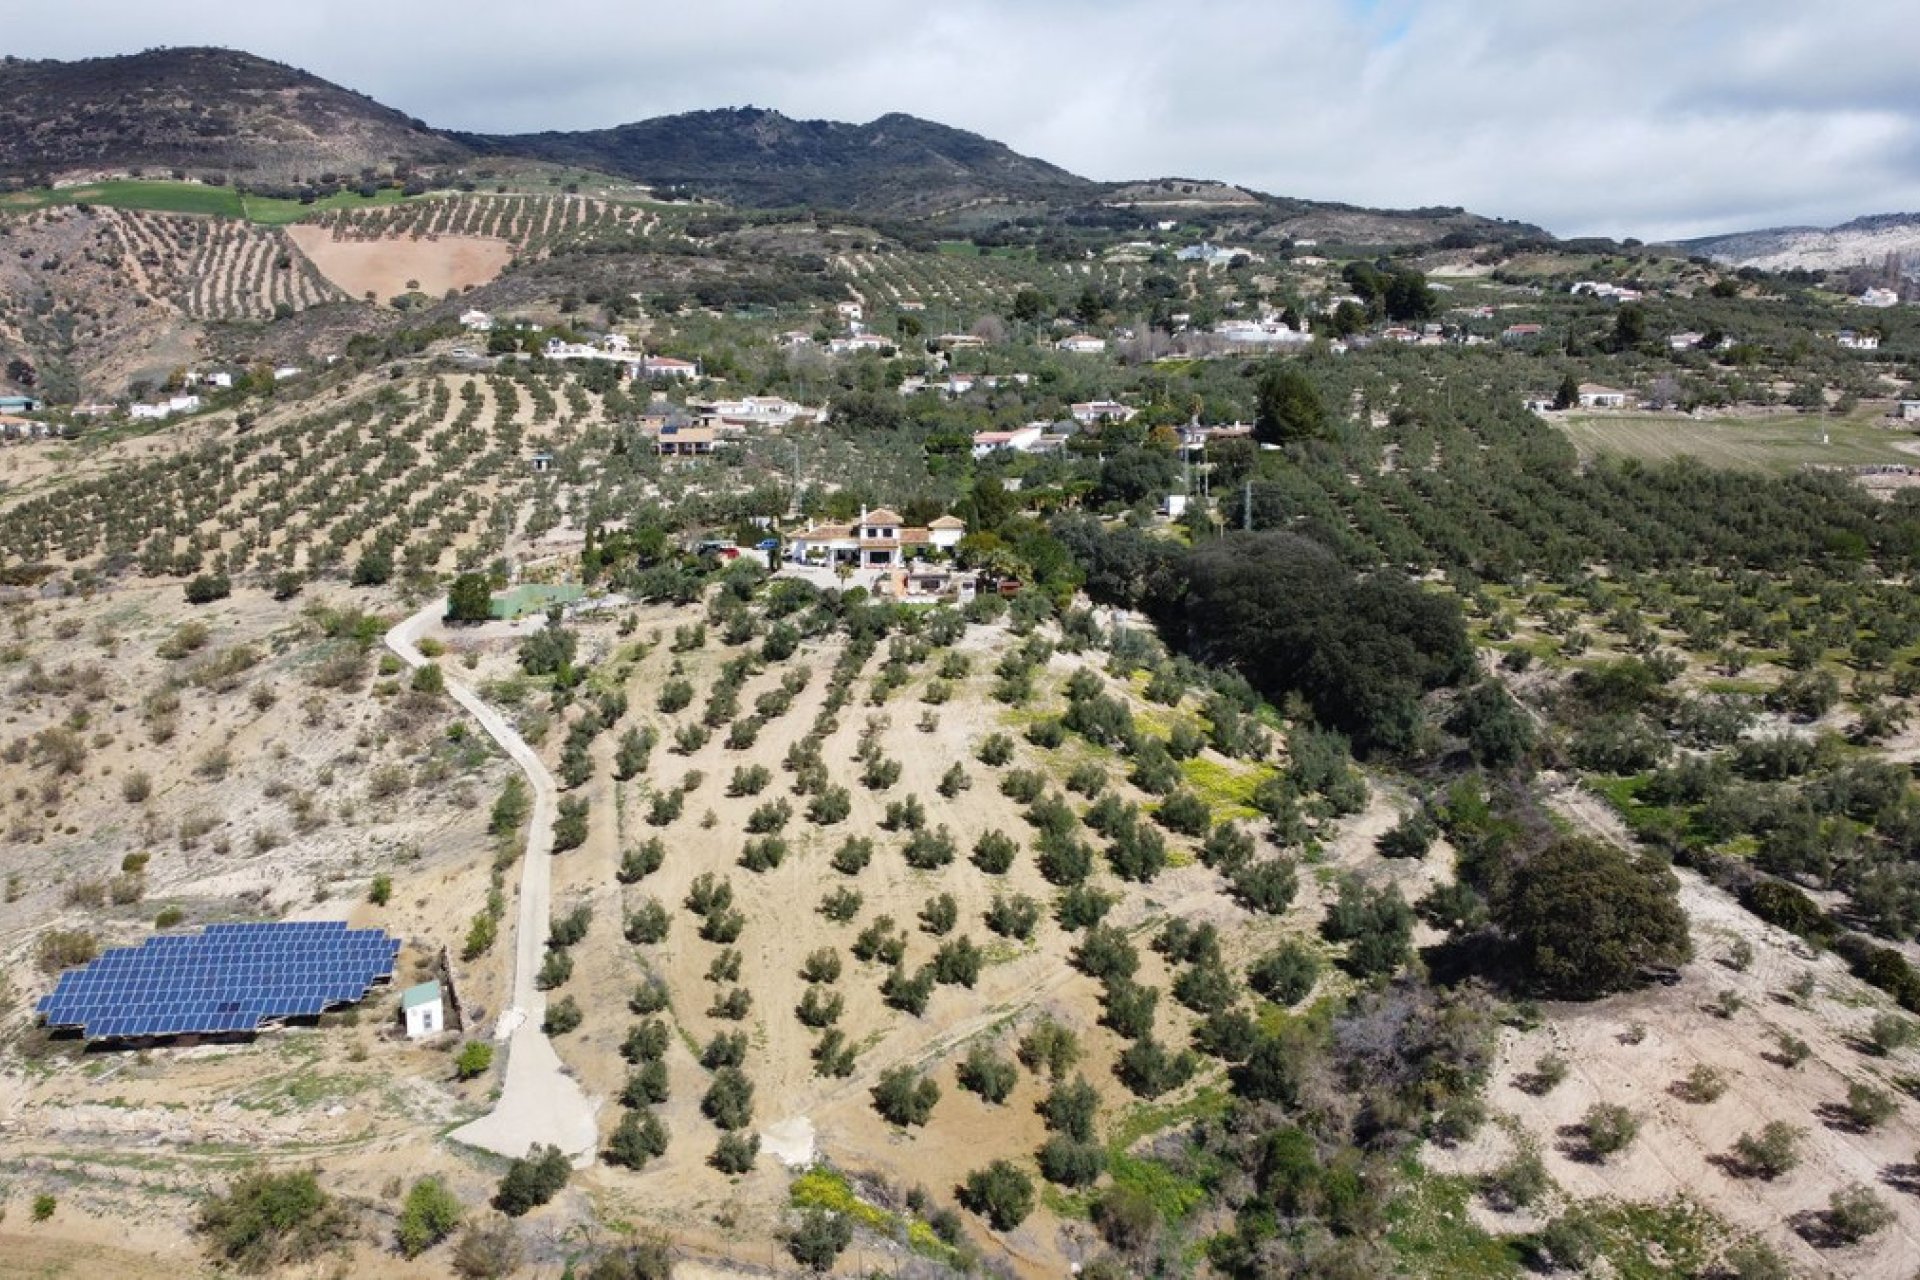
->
[829,836,872,875]
[873,1065,940,1126]
[1825,1182,1895,1244]
[797,986,844,1028]
[728,764,772,797]
[553,796,590,850]
[808,784,852,825]
[971,829,1018,874]
[1731,1121,1803,1179]
[977,732,1015,765]
[621,1060,670,1107]
[957,1045,1018,1103]
[881,964,935,1015]
[702,1068,755,1130]
[604,1110,669,1170]
[1022,1024,1083,1084]
[817,886,864,924]
[197,1169,351,1272]
[454,1041,495,1080]
[933,936,982,987]
[1054,883,1115,931]
[623,1019,671,1063]
[535,949,573,991]
[1038,1136,1105,1187]
[739,835,788,872]
[919,892,958,935]
[786,1208,854,1272]
[36,928,99,973]
[1230,857,1298,914]
[397,1176,463,1258]
[1868,1011,1919,1055]
[961,1161,1034,1231]
[1248,942,1320,1005]
[624,899,670,945]
[986,893,1041,940]
[1678,1063,1727,1103]
[1155,791,1211,837]
[700,1030,748,1069]
[542,996,582,1035]
[493,1147,573,1216]
[711,1132,759,1174]
[184,572,231,604]
[1844,1081,1897,1130]
[450,1218,522,1279]
[1582,1103,1639,1158]
[1482,1145,1550,1210]
[903,825,957,870]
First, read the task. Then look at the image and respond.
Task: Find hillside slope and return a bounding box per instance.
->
[1680,211,1920,274]
[0,47,468,183]
[460,107,1094,215]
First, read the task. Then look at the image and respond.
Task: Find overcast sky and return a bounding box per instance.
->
[14,0,1920,240]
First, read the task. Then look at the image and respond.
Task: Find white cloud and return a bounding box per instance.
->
[8,0,1920,238]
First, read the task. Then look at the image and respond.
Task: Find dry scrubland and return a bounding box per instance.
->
[3,570,1920,1276]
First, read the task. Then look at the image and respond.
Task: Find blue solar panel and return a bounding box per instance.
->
[36,921,401,1041]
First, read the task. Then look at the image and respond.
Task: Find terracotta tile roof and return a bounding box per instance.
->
[928,516,966,528]
[900,529,932,546]
[863,508,904,524]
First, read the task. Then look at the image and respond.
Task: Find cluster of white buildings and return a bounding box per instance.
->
[786,507,967,569]
[130,394,203,422]
[1570,281,1645,302]
[1837,330,1883,352]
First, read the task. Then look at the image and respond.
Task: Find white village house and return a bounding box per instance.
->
[1056,334,1108,354]
[787,508,966,569]
[1071,400,1138,426]
[1837,330,1882,352]
[1577,383,1634,410]
[970,424,1046,458]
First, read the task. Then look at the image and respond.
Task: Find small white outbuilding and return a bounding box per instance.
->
[401,980,444,1039]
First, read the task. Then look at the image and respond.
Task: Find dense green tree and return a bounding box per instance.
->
[1495,837,1691,997]
[1253,366,1327,444]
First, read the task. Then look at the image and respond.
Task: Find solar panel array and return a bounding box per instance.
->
[37,921,402,1041]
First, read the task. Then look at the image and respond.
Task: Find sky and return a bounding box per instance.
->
[12,0,1920,240]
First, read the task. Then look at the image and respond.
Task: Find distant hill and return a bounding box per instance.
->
[0,46,1539,241]
[456,107,1094,215]
[0,48,467,184]
[1680,212,1920,274]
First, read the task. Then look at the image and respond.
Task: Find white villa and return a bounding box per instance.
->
[1071,400,1137,425]
[459,309,494,332]
[1057,334,1108,354]
[828,332,894,356]
[642,356,700,379]
[787,508,966,569]
[130,394,202,421]
[971,424,1045,458]
[1577,383,1634,409]
[700,396,816,427]
[1837,330,1882,351]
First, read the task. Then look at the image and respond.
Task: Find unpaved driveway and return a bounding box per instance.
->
[387,600,597,1162]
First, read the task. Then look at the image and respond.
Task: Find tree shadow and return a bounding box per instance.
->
[1815,1101,1872,1135]
[1791,1208,1852,1249]
[1881,1161,1920,1196]
[1554,1123,1605,1165]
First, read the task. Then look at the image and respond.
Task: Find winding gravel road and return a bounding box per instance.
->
[387,600,597,1163]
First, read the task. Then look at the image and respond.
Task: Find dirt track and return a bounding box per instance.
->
[387,599,598,1163]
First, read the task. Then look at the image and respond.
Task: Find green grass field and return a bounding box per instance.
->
[0,180,416,224]
[1555,407,1920,473]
